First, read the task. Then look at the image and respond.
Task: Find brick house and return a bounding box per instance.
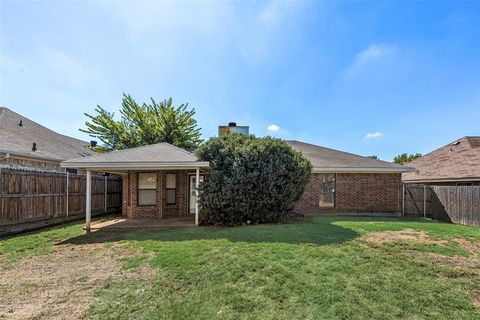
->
[402,136,480,186]
[286,141,411,215]
[61,140,411,229]
[62,143,209,229]
[0,107,95,172]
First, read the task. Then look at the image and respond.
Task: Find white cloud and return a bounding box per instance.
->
[365,132,383,139]
[344,43,399,79]
[267,124,280,132]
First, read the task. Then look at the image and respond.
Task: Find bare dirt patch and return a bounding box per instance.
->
[427,253,480,276]
[0,243,155,320]
[455,238,480,253]
[361,228,448,246]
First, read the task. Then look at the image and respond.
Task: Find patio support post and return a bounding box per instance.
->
[195,167,200,226]
[86,170,92,232]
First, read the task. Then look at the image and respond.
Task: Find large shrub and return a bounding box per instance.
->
[196,134,312,225]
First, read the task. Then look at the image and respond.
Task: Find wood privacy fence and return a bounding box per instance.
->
[0,168,122,226]
[404,184,480,227]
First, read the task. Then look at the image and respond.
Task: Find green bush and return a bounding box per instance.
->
[196,134,312,225]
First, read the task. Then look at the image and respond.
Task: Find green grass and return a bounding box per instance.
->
[1,216,479,319]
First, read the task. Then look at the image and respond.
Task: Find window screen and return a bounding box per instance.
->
[138,173,157,205]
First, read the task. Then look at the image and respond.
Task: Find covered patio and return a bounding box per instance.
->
[61,143,209,231]
[89,216,195,230]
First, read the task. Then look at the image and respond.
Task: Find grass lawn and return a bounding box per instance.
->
[1,216,479,319]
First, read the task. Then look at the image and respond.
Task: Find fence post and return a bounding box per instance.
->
[423,185,426,218]
[402,184,405,216]
[66,171,69,217]
[104,176,107,213]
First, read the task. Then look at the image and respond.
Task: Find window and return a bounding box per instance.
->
[138,173,157,206]
[166,174,177,205]
[319,174,335,207]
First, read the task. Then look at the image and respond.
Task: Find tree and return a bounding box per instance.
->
[196,134,312,225]
[367,155,379,160]
[81,94,202,152]
[393,153,422,165]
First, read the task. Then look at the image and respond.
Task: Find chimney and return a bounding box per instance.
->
[32,143,37,152]
[218,122,249,137]
[18,120,23,127]
[90,141,97,147]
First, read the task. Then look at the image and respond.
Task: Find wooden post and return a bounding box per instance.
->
[423,185,426,218]
[86,170,92,232]
[66,172,69,217]
[195,167,200,226]
[402,184,405,217]
[104,176,107,212]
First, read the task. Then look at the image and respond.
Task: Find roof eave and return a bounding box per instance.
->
[60,161,210,170]
[0,149,63,162]
[312,166,414,173]
[403,177,480,183]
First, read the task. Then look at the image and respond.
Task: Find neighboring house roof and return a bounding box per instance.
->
[286,140,411,173]
[402,136,480,183]
[0,107,94,161]
[61,142,209,170]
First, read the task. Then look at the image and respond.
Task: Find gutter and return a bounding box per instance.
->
[60,161,211,169]
[312,166,414,173]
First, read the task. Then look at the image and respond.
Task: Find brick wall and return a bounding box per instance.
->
[295,173,402,215]
[122,170,193,219]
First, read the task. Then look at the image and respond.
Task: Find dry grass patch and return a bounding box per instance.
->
[361,228,448,246]
[0,243,154,320]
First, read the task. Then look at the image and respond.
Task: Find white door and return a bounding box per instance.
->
[189,175,204,214]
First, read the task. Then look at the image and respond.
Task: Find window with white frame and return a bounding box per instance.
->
[166,173,177,205]
[319,174,335,207]
[138,173,157,206]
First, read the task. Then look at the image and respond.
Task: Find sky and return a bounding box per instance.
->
[1,0,479,161]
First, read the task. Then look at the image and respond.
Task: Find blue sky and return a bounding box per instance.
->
[1,1,479,161]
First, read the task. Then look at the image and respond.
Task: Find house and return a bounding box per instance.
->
[0,107,94,172]
[402,136,480,185]
[61,143,209,229]
[286,141,412,214]
[61,139,411,229]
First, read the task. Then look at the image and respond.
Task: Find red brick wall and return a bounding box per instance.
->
[295,173,402,215]
[122,170,193,219]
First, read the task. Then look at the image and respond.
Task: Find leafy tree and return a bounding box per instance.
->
[81,94,202,152]
[367,155,379,160]
[393,153,422,165]
[196,134,312,225]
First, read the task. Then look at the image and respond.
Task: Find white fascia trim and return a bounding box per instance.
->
[0,149,62,162]
[312,166,414,173]
[403,177,480,183]
[60,161,210,169]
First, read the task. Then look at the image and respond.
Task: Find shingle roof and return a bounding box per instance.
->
[402,136,480,183]
[62,142,209,169]
[0,107,94,161]
[286,140,410,173]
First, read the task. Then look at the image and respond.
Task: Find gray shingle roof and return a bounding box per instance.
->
[402,136,480,183]
[0,107,94,161]
[62,142,209,169]
[286,140,410,173]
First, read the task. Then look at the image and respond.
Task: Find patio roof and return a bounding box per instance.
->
[61,142,209,171]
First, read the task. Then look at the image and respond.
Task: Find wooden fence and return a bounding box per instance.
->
[404,184,480,227]
[0,168,122,226]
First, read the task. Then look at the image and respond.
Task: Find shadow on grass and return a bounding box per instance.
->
[61,217,360,246]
